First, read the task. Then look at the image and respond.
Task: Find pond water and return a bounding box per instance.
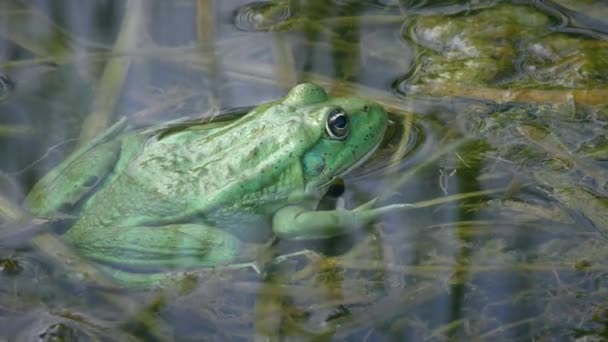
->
[1,0,607,340]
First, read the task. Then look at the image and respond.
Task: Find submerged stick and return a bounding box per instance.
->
[78,0,146,143]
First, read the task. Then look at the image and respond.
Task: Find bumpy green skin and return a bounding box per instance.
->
[25,83,389,286]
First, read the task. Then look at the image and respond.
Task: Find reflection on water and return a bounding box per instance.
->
[1,0,608,340]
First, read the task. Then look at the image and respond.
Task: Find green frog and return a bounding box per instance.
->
[25,83,397,286]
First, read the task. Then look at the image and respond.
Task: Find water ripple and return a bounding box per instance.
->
[233,1,293,32]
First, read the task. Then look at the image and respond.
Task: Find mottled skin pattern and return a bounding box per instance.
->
[25,83,389,286]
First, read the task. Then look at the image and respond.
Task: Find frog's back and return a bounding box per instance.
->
[68,111,311,236]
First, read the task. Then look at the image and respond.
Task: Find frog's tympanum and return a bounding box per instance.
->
[25,83,392,286]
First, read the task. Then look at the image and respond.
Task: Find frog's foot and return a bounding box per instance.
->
[99,263,263,289]
[272,249,320,264]
[220,261,262,274]
[97,266,183,289]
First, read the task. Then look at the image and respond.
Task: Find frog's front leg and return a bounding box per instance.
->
[272,202,408,240]
[65,223,241,284]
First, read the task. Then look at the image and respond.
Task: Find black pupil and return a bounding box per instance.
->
[333,115,347,129]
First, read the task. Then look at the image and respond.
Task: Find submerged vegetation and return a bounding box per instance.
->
[0,0,607,340]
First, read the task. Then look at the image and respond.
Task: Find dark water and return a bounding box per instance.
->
[1,0,607,340]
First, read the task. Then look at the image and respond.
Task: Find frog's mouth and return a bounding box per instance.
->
[312,138,382,194]
[337,137,383,179]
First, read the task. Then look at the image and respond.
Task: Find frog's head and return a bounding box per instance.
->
[280,83,388,192]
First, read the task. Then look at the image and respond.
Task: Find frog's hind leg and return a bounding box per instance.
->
[25,140,122,217]
[65,223,242,286]
[97,260,260,289]
[24,119,129,217]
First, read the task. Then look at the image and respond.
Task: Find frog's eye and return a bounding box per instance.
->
[326,108,349,140]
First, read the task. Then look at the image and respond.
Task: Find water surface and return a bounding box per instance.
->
[0,0,607,340]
